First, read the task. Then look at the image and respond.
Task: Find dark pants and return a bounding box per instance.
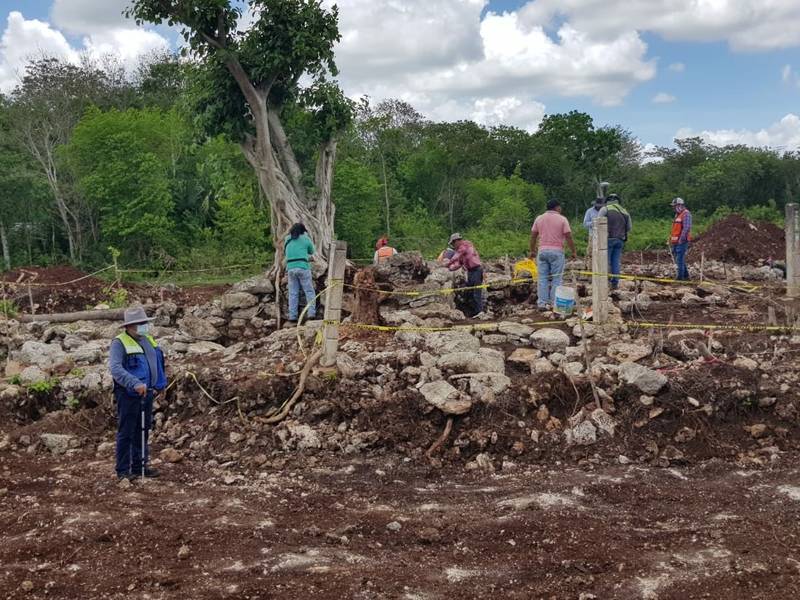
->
[671,242,690,280]
[608,238,625,288]
[114,388,153,476]
[466,266,484,317]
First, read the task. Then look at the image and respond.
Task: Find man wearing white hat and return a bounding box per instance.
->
[108,306,167,480]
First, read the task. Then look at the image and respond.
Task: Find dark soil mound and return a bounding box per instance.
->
[691,214,784,264]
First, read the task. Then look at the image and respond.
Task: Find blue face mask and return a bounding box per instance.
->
[136,323,151,335]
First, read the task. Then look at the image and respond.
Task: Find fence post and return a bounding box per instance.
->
[787,204,800,298]
[592,216,608,324]
[321,240,347,368]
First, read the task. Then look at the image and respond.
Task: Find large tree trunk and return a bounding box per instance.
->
[0,220,10,271]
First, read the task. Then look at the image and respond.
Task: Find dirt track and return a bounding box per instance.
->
[2,449,800,599]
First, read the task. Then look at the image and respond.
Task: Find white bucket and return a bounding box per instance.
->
[554,286,576,316]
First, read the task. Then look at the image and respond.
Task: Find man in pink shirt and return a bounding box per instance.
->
[530,199,577,310]
[445,233,484,317]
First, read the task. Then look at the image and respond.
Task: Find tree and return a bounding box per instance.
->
[332,158,382,258]
[66,108,177,263]
[127,0,353,268]
[9,58,115,261]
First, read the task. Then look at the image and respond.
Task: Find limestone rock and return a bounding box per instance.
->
[618,362,668,395]
[410,303,466,321]
[178,315,221,342]
[532,358,555,374]
[40,433,74,455]
[590,408,616,437]
[231,273,275,295]
[221,292,258,311]
[13,341,67,368]
[452,372,512,395]
[424,331,480,355]
[20,366,48,385]
[497,321,534,338]
[607,342,652,363]
[436,348,505,374]
[72,341,105,364]
[286,422,322,450]
[733,356,758,371]
[337,354,366,378]
[419,380,472,415]
[567,421,597,446]
[530,328,570,353]
[160,447,184,463]
[507,348,542,368]
[186,341,226,356]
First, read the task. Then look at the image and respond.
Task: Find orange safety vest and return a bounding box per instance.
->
[376,246,395,262]
[670,210,692,244]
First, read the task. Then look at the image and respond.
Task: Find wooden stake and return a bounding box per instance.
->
[700,251,705,283]
[321,240,348,368]
[591,216,608,324]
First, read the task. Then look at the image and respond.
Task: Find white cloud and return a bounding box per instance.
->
[519,0,800,52]
[470,97,546,132]
[668,62,685,72]
[0,10,170,93]
[0,11,79,91]
[652,92,676,104]
[51,0,132,34]
[324,0,655,126]
[675,113,800,150]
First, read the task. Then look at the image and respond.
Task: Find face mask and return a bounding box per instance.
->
[136,323,151,335]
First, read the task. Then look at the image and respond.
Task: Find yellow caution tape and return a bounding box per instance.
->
[627,320,800,333]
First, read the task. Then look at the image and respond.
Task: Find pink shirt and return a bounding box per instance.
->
[532,211,572,251]
[447,241,481,271]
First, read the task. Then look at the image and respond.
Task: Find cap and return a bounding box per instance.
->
[606,193,620,203]
[671,197,685,206]
[448,232,463,245]
[121,306,155,327]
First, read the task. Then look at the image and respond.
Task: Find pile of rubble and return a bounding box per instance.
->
[1,252,799,472]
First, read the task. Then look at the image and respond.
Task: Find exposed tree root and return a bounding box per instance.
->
[259,349,322,424]
[426,416,454,459]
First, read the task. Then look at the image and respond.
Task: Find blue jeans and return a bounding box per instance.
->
[608,238,625,288]
[671,242,689,280]
[115,389,153,476]
[288,268,316,320]
[536,250,565,308]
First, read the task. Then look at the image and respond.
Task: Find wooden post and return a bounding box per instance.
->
[592,216,608,324]
[321,240,347,368]
[700,251,705,283]
[787,203,800,298]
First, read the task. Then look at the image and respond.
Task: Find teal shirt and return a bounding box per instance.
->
[284,234,315,270]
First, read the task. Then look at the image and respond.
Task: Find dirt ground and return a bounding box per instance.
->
[2,448,800,599]
[0,266,231,313]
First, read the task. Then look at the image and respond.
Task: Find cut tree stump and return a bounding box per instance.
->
[351,268,381,325]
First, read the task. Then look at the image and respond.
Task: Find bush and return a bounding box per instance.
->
[0,299,18,319]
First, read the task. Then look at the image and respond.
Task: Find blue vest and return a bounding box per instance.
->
[113,332,167,395]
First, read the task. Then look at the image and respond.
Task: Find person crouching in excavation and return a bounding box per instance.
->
[444,233,484,317]
[373,236,398,264]
[108,307,167,480]
[284,222,317,323]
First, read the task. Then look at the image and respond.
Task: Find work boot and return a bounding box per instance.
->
[143,468,161,478]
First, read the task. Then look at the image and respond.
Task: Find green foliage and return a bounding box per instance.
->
[0,299,19,318]
[27,378,58,394]
[333,158,382,258]
[103,286,129,309]
[66,108,179,263]
[65,396,80,410]
[9,374,22,385]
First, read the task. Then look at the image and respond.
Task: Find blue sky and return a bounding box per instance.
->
[2,0,800,149]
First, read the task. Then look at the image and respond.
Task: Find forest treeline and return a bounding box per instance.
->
[1,54,797,272]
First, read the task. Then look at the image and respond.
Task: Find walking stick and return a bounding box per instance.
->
[141,398,146,480]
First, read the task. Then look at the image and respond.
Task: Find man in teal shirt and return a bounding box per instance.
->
[284,222,316,322]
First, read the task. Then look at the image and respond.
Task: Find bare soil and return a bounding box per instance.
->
[2,447,800,599]
[691,215,784,264]
[0,266,230,313]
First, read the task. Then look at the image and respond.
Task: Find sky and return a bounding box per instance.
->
[1,0,800,151]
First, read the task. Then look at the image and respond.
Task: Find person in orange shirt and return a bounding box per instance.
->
[669,197,692,281]
[373,237,398,264]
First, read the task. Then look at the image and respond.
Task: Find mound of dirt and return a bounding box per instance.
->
[691,215,784,264]
[1,266,112,313]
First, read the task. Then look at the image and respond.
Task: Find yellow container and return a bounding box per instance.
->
[513,258,538,279]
